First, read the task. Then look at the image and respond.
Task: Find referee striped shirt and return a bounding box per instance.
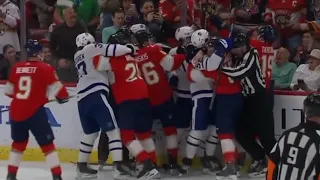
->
[222,48,266,95]
[267,121,320,180]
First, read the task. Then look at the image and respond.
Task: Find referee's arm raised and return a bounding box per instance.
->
[222,48,259,79]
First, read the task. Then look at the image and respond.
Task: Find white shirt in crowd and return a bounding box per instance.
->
[290,64,320,91]
[0,0,20,54]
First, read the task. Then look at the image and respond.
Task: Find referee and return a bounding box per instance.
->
[267,93,320,180]
[213,33,276,177]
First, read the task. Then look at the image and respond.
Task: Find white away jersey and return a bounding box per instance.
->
[189,54,213,100]
[74,43,132,100]
[169,47,191,98]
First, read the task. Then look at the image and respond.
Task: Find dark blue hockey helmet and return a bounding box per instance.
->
[25,39,42,57]
[304,93,320,118]
[233,33,249,48]
[257,25,277,43]
[108,28,133,45]
[206,36,220,47]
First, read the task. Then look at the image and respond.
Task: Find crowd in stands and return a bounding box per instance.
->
[1,0,320,92]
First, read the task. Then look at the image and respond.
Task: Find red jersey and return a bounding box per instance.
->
[266,0,306,37]
[136,45,186,106]
[5,60,69,121]
[188,64,241,94]
[250,39,274,88]
[93,55,149,105]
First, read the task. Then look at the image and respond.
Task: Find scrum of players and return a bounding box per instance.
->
[3,23,278,180]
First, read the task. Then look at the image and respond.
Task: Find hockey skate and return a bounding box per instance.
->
[75,162,98,179]
[201,156,222,175]
[248,159,267,178]
[216,162,238,180]
[136,159,159,180]
[6,174,17,180]
[53,175,63,180]
[113,161,137,180]
[178,157,192,176]
[165,154,181,176]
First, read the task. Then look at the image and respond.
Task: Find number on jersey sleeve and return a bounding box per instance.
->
[16,76,32,99]
[76,61,87,77]
[141,62,160,85]
[261,54,273,78]
[125,63,142,82]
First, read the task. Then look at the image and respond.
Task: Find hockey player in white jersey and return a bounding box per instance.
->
[74,33,134,179]
[180,30,221,175]
[169,26,194,151]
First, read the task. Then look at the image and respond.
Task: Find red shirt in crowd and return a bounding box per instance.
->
[265,0,306,38]
[5,60,69,121]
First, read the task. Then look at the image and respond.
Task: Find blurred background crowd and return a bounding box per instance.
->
[2,0,320,92]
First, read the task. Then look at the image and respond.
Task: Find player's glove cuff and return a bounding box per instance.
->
[176,46,186,54]
[169,75,179,89]
[126,43,138,56]
[56,97,69,104]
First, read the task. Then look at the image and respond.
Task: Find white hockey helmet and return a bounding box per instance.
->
[191,29,209,48]
[130,24,147,34]
[175,26,194,41]
[76,33,95,48]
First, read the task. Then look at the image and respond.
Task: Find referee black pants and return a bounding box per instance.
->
[235,90,276,161]
[97,90,130,163]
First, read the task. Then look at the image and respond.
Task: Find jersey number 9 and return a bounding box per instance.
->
[17,76,32,99]
[261,55,273,78]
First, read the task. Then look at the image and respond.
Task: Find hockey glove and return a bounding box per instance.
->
[169,75,179,89]
[185,44,199,63]
[215,38,233,58]
[176,46,186,54]
[126,43,138,56]
[56,97,69,104]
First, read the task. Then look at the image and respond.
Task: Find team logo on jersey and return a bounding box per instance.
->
[274,10,291,27]
[243,0,259,15]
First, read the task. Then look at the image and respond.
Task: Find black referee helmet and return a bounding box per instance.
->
[304,93,320,118]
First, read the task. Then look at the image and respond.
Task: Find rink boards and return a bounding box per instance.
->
[0,84,309,164]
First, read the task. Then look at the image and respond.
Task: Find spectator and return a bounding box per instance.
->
[138,0,174,43]
[293,32,314,65]
[40,43,56,68]
[29,0,56,28]
[230,0,267,33]
[272,48,297,90]
[122,0,138,26]
[0,0,20,56]
[50,7,85,82]
[266,0,306,57]
[307,0,320,21]
[50,7,86,66]
[98,0,120,30]
[54,0,100,34]
[0,44,18,80]
[102,8,125,43]
[291,49,320,91]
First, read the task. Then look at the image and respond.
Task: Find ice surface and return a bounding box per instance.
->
[0,161,262,180]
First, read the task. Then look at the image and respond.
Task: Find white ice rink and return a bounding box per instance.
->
[0,161,262,180]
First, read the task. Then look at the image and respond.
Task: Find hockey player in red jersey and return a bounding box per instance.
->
[131,24,186,173]
[4,40,69,180]
[188,36,243,180]
[250,25,277,89]
[93,31,159,179]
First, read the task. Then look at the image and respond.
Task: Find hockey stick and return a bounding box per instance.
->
[0,95,76,113]
[209,23,234,110]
